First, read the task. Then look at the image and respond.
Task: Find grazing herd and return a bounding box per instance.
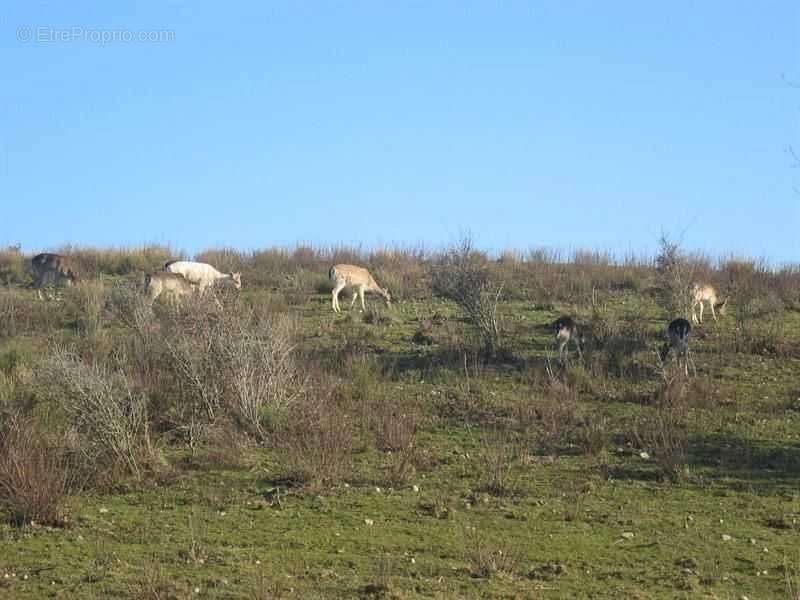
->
[552,278,728,374]
[29,252,724,374]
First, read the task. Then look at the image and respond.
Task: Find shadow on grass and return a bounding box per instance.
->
[609,433,800,493]
[688,433,800,492]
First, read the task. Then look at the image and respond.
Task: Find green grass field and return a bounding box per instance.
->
[1,254,800,598]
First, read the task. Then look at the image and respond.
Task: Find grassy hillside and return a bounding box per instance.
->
[1,243,799,598]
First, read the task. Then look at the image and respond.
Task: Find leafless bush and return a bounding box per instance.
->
[201,418,253,469]
[655,235,697,319]
[276,381,354,490]
[532,378,579,453]
[36,348,150,481]
[161,297,303,444]
[382,448,418,488]
[162,299,224,449]
[462,525,518,578]
[576,414,612,457]
[375,404,418,453]
[635,380,690,481]
[478,431,522,496]
[0,417,74,526]
[216,313,302,437]
[431,238,503,355]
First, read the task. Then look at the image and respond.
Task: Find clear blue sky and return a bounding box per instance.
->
[2,2,799,263]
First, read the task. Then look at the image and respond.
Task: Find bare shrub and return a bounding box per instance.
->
[533,379,579,453]
[477,431,522,497]
[159,295,303,445]
[655,235,697,319]
[431,238,503,355]
[201,418,253,469]
[128,559,177,599]
[576,414,612,457]
[162,296,224,448]
[635,380,690,481]
[375,404,419,453]
[276,378,354,490]
[36,348,150,481]
[462,525,518,578]
[0,417,73,526]
[382,448,418,488]
[215,313,302,438]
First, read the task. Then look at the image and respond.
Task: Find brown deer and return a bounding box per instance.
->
[30,253,80,300]
[691,283,727,324]
[329,264,391,312]
[144,271,198,304]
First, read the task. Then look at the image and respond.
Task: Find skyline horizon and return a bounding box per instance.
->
[5,234,797,270]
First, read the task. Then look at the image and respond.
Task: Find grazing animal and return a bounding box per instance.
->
[661,317,692,376]
[164,260,241,293]
[691,283,727,324]
[329,264,391,313]
[144,271,197,304]
[553,316,583,362]
[30,253,80,300]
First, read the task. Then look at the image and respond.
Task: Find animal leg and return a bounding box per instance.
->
[350,290,359,308]
[557,339,567,362]
[332,282,345,312]
[710,302,717,321]
[359,287,366,312]
[698,302,704,324]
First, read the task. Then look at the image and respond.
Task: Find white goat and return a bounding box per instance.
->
[691,283,727,324]
[31,253,80,300]
[329,264,391,312]
[164,260,241,293]
[145,271,197,304]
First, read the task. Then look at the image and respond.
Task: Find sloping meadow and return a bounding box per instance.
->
[1,243,800,597]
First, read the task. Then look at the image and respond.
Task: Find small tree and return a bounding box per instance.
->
[431,238,503,355]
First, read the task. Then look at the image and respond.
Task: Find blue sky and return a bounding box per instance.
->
[2,2,798,263]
